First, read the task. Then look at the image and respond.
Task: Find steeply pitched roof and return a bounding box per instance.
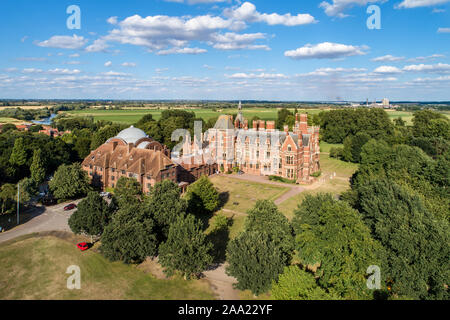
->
[214,115,235,130]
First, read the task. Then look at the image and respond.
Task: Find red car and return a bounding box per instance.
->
[77,242,89,251]
[64,203,77,211]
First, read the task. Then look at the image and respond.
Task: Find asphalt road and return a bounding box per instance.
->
[0,200,81,243]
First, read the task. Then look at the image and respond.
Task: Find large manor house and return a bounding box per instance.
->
[82,104,320,192]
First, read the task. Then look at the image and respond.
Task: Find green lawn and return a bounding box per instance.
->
[0,233,215,300]
[278,153,359,219]
[320,141,343,153]
[210,175,290,214]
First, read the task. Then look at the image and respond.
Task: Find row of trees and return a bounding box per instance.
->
[69,175,220,279]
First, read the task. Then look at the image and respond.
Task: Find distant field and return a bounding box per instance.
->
[0,106,51,110]
[0,117,22,124]
[62,108,325,124]
[0,234,214,300]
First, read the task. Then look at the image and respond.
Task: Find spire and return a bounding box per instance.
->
[238,101,242,111]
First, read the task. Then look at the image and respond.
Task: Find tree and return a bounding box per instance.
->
[186,175,219,215]
[292,193,382,299]
[0,183,16,214]
[30,149,46,186]
[158,214,213,279]
[144,180,187,240]
[271,266,336,300]
[100,202,158,264]
[244,200,294,265]
[9,137,28,167]
[342,132,371,163]
[113,176,142,208]
[226,231,285,296]
[49,163,91,200]
[355,178,449,300]
[68,191,112,242]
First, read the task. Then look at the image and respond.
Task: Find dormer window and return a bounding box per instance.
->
[288,145,292,152]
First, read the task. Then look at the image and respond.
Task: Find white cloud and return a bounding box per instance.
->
[319,0,385,18]
[35,35,88,50]
[438,27,450,33]
[157,47,207,55]
[224,2,317,26]
[22,68,81,75]
[209,32,269,50]
[225,72,288,79]
[285,42,368,60]
[107,16,118,25]
[407,54,445,62]
[164,0,226,4]
[396,0,450,9]
[298,67,367,76]
[69,53,80,58]
[85,39,109,52]
[372,55,405,62]
[373,66,403,74]
[101,71,131,76]
[122,62,137,67]
[203,64,214,69]
[403,63,450,73]
[104,61,112,67]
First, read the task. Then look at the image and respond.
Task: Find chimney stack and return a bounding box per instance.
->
[253,120,258,130]
[244,119,248,130]
[258,120,265,131]
[284,125,289,134]
[300,114,308,134]
[266,121,275,131]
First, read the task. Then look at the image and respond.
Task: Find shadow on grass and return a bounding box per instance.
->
[0,205,45,232]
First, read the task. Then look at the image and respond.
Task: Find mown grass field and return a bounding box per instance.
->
[210,175,290,214]
[0,233,214,300]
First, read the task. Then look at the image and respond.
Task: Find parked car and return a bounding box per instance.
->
[100,192,111,199]
[64,203,77,211]
[76,242,89,251]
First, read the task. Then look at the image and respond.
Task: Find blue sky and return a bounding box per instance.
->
[0,0,449,101]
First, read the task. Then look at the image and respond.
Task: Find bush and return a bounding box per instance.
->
[268,175,296,184]
[310,171,322,178]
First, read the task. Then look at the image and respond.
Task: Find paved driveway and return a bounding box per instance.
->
[0,200,81,243]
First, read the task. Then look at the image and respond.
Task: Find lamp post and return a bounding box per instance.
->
[17,183,20,225]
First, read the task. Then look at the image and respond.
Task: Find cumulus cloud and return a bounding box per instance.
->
[319,0,385,18]
[224,2,316,26]
[122,62,137,67]
[438,27,450,33]
[225,72,288,79]
[209,32,269,50]
[35,35,88,50]
[298,67,367,76]
[372,55,405,62]
[403,63,450,73]
[284,42,368,60]
[85,39,109,52]
[157,47,207,55]
[107,16,118,25]
[373,66,403,74]
[407,54,445,62]
[396,0,450,9]
[104,61,112,67]
[22,68,81,75]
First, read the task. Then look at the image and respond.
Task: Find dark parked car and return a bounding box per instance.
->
[64,203,77,211]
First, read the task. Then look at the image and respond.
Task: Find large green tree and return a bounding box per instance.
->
[100,201,158,264]
[226,231,285,296]
[186,175,220,215]
[158,214,213,279]
[68,191,112,242]
[271,266,336,300]
[355,178,449,300]
[49,163,91,200]
[30,149,46,186]
[144,180,187,240]
[292,193,382,299]
[244,200,294,265]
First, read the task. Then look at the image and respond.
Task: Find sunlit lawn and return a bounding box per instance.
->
[0,234,214,300]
